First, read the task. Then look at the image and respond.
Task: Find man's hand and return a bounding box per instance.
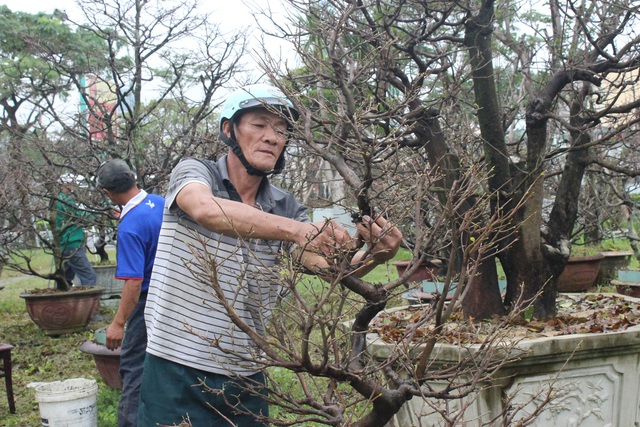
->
[106,320,124,350]
[294,220,356,271]
[355,215,402,264]
[105,279,142,350]
[298,220,356,258]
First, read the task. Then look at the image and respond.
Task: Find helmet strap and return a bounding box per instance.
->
[220,128,285,176]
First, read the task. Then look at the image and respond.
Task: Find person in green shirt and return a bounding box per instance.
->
[56,173,97,286]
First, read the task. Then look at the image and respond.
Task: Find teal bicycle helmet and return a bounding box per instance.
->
[219,84,299,176]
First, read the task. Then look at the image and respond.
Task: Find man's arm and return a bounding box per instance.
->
[106,279,142,350]
[175,182,354,263]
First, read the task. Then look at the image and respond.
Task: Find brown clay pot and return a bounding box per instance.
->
[392,260,443,283]
[79,340,122,389]
[557,254,604,293]
[614,281,640,298]
[20,286,104,335]
[612,269,640,298]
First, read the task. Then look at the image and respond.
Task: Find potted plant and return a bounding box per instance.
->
[366,292,640,426]
[612,266,640,298]
[0,170,108,336]
[87,229,121,303]
[17,188,106,334]
[556,253,605,292]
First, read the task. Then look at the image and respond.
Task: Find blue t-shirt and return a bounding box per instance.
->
[116,191,165,292]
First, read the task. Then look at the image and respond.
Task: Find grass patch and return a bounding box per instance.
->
[1,247,116,279]
[8,245,636,425]
[0,275,117,426]
[1,249,398,425]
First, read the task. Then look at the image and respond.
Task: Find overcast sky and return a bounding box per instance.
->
[1,0,256,18]
[2,0,298,93]
[2,0,295,61]
[2,0,77,15]
[1,0,267,31]
[1,0,300,118]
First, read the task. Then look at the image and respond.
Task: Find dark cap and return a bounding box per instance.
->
[95,159,134,191]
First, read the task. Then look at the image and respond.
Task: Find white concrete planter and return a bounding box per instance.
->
[93,264,121,304]
[72,264,120,300]
[368,295,640,426]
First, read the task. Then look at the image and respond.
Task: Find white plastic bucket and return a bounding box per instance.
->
[34,378,98,427]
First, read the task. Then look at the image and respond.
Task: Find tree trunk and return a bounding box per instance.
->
[416,109,507,318]
[458,0,511,319]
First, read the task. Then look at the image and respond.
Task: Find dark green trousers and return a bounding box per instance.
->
[137,354,268,426]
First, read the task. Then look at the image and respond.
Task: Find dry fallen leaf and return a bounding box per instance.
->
[369,294,640,345]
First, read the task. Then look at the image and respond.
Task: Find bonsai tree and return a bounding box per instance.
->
[56,0,245,193]
[0,7,111,290]
[0,134,109,291]
[160,0,640,425]
[259,0,640,320]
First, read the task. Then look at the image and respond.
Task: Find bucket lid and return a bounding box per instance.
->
[35,378,98,403]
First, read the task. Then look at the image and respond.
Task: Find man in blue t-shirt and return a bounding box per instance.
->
[96,159,165,427]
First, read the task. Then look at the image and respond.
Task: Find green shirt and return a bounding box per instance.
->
[55,192,90,251]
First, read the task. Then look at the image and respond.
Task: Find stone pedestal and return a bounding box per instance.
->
[595,251,634,287]
[93,265,122,302]
[368,296,640,426]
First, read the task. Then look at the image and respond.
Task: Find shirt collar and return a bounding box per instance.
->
[119,189,148,220]
[217,155,275,212]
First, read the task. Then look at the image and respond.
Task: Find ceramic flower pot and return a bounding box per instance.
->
[612,268,640,298]
[79,338,122,389]
[20,286,104,335]
[393,260,443,283]
[557,254,604,292]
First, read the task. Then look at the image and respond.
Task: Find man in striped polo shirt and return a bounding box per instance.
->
[138,84,402,426]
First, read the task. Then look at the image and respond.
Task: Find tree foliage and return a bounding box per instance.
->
[260,0,640,320]
[0,1,243,289]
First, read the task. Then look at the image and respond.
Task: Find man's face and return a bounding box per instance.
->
[227,108,288,172]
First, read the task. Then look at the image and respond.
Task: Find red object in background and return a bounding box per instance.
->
[393,259,443,283]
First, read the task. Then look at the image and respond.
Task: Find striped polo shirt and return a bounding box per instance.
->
[144,156,310,376]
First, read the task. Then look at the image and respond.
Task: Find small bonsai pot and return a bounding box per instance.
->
[614,282,640,298]
[79,328,122,389]
[613,268,640,298]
